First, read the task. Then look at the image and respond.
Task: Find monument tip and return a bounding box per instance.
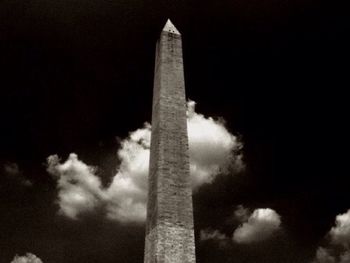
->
[162,19,181,35]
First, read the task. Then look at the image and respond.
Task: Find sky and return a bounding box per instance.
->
[0,0,349,262]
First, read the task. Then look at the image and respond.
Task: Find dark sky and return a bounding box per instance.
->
[0,0,349,262]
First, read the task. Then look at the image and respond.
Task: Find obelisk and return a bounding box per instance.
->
[144,19,196,263]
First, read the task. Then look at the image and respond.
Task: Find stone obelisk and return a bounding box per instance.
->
[144,19,196,263]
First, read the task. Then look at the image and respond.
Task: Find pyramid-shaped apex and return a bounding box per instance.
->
[162,19,181,35]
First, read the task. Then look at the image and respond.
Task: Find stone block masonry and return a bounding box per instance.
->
[144,19,196,263]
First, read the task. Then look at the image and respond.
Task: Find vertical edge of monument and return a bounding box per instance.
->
[144,19,196,263]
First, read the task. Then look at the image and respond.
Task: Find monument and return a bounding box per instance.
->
[144,19,196,263]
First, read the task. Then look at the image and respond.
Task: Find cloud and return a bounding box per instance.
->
[200,229,227,241]
[104,123,151,222]
[340,251,350,263]
[313,248,336,263]
[312,248,350,263]
[330,210,350,248]
[199,206,281,245]
[47,154,106,219]
[312,210,350,263]
[11,253,43,263]
[232,208,281,244]
[233,205,250,222]
[187,101,244,188]
[47,101,244,223]
[2,162,32,187]
[4,162,20,175]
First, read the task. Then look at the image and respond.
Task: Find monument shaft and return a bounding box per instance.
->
[144,20,196,263]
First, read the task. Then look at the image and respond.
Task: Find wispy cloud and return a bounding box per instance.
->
[4,162,20,175]
[233,205,250,222]
[2,162,32,187]
[47,100,244,223]
[313,247,336,263]
[200,229,227,241]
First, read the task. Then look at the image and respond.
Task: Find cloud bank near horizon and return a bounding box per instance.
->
[47,101,244,223]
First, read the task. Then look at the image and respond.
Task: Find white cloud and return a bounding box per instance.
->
[47,100,244,223]
[11,253,43,263]
[200,229,227,241]
[312,210,350,263]
[330,210,350,248]
[199,206,281,245]
[104,123,151,223]
[47,154,106,219]
[232,208,281,243]
[187,101,244,188]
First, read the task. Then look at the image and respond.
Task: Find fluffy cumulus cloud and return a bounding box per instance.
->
[232,208,281,244]
[47,101,244,223]
[104,123,151,222]
[11,253,43,263]
[47,154,106,219]
[199,206,282,244]
[187,101,244,188]
[330,210,350,248]
[312,210,350,263]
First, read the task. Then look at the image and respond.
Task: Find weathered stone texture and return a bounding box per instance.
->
[144,20,196,263]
